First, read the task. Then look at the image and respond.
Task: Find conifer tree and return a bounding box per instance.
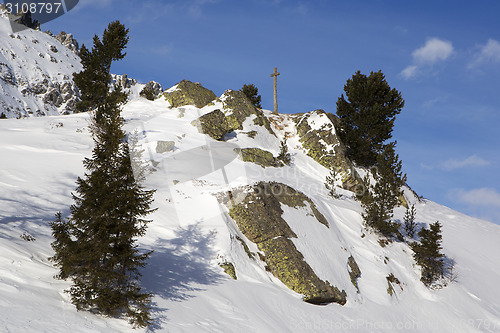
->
[241,83,262,108]
[50,21,155,328]
[336,70,404,167]
[277,140,291,166]
[325,168,342,199]
[412,221,445,286]
[362,142,406,238]
[404,204,417,238]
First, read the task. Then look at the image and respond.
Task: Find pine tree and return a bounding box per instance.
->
[50,21,155,328]
[336,70,404,167]
[325,168,342,199]
[73,21,129,113]
[362,142,406,238]
[412,221,445,286]
[404,204,417,238]
[277,140,291,166]
[241,83,262,108]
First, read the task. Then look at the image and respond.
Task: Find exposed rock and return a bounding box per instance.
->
[386,273,402,296]
[55,32,79,53]
[43,88,64,107]
[224,182,345,305]
[258,236,345,305]
[113,74,137,90]
[222,89,275,136]
[140,81,163,100]
[220,262,237,280]
[156,141,175,153]
[9,11,40,31]
[0,63,16,85]
[234,147,280,168]
[192,109,231,141]
[164,80,216,108]
[293,110,364,194]
[347,255,361,292]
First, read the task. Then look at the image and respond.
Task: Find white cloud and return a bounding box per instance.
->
[455,188,500,208]
[401,65,418,79]
[469,39,500,68]
[440,155,491,171]
[400,37,454,79]
[412,38,454,64]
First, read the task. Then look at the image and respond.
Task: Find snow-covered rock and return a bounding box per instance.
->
[0,12,82,118]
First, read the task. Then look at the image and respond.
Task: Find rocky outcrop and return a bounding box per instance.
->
[219,262,237,280]
[156,141,175,153]
[222,89,275,136]
[164,80,217,108]
[9,11,40,31]
[293,110,364,194]
[347,255,361,292]
[192,109,231,141]
[113,74,137,90]
[224,182,345,305]
[55,32,79,53]
[140,81,163,100]
[234,147,281,168]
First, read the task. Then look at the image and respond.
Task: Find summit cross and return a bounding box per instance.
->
[270,67,280,114]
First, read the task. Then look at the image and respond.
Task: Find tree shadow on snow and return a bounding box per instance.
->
[141,222,224,330]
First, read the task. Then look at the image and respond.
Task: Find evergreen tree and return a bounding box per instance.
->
[362,142,407,238]
[241,83,262,108]
[404,204,417,238]
[336,70,404,167]
[50,21,155,328]
[73,21,129,113]
[412,221,445,286]
[325,168,342,199]
[277,140,291,166]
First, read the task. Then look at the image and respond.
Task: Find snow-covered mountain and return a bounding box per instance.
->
[1,14,500,333]
[0,9,82,118]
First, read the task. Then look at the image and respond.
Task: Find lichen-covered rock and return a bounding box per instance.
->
[192,109,231,141]
[234,147,281,168]
[164,80,217,108]
[258,236,346,305]
[222,90,275,136]
[228,184,297,243]
[156,141,175,153]
[293,110,364,194]
[224,182,345,305]
[220,262,237,280]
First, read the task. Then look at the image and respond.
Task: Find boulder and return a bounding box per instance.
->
[156,141,175,153]
[234,147,280,168]
[192,109,231,141]
[164,80,216,108]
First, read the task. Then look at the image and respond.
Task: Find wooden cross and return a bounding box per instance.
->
[270,67,280,113]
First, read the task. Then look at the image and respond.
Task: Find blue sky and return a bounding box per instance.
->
[44,0,500,224]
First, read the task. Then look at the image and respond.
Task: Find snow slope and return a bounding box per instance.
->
[1,91,500,332]
[0,11,82,118]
